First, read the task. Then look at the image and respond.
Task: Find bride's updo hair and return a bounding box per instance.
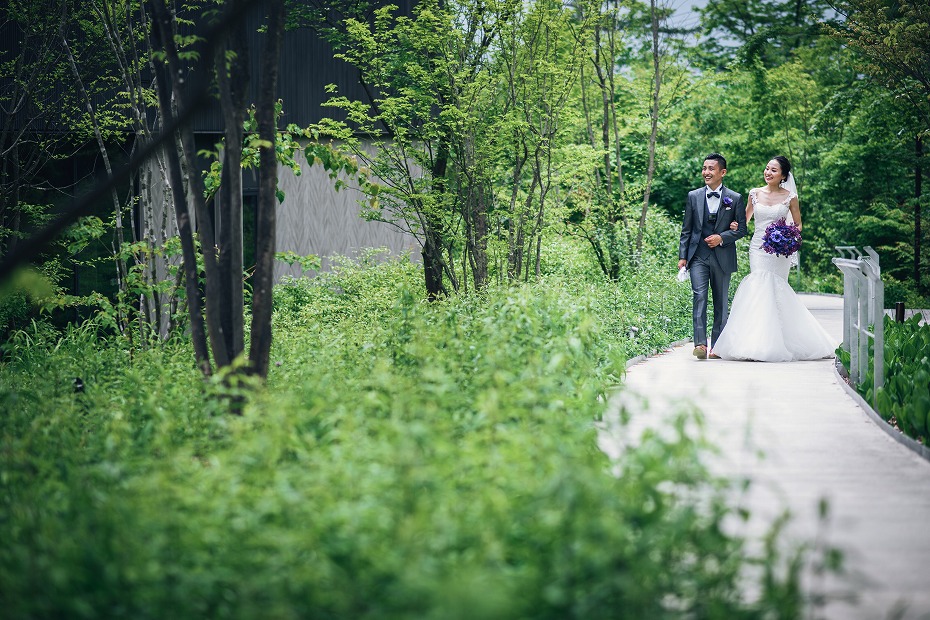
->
[772,155,792,182]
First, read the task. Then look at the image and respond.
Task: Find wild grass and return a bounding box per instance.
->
[0,231,811,619]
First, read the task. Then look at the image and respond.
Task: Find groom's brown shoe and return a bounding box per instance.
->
[709,352,721,359]
[693,345,707,360]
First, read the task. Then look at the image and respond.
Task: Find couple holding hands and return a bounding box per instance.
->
[678,153,836,362]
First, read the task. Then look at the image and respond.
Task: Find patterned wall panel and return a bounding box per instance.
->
[274,143,421,280]
[144,142,419,286]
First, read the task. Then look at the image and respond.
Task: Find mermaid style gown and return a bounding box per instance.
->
[711,189,837,362]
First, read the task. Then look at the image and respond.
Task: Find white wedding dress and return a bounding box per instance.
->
[711,189,837,362]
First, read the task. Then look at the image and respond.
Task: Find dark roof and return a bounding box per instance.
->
[190,2,378,132]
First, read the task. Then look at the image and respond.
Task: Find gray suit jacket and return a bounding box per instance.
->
[678,185,747,274]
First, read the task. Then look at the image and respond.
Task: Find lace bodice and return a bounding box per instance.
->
[748,188,798,276]
[749,188,795,233]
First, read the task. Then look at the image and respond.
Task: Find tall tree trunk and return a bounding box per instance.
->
[507,137,529,281]
[606,0,625,198]
[60,27,129,332]
[124,6,160,335]
[533,139,554,277]
[462,134,488,291]
[215,0,250,359]
[916,134,923,290]
[151,56,212,376]
[637,0,662,255]
[471,192,489,289]
[593,30,613,202]
[422,224,446,300]
[423,146,450,299]
[7,148,20,256]
[149,0,231,368]
[579,63,603,191]
[592,18,631,268]
[248,0,285,379]
[515,169,539,281]
[465,181,489,291]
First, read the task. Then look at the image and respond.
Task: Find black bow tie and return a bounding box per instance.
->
[707,191,720,199]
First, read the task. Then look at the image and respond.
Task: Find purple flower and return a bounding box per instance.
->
[722,196,733,207]
[762,218,802,257]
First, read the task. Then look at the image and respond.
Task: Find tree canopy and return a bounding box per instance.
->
[1,0,927,368]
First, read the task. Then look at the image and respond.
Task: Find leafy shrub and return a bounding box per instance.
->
[795,270,842,296]
[540,216,693,360]
[0,249,811,619]
[881,277,930,312]
[0,264,63,345]
[867,315,930,442]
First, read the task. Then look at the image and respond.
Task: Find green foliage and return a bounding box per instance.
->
[695,0,831,69]
[832,0,930,130]
[868,315,930,442]
[0,265,63,344]
[312,0,591,291]
[537,217,693,359]
[45,234,190,343]
[557,0,658,279]
[62,216,109,258]
[314,0,478,287]
[275,251,322,275]
[201,102,378,210]
[0,249,812,619]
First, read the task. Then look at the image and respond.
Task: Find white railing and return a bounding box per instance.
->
[832,246,884,405]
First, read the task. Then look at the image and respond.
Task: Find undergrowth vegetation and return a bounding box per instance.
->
[842,314,930,443]
[0,230,820,618]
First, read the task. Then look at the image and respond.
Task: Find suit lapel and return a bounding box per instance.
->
[695,190,705,227]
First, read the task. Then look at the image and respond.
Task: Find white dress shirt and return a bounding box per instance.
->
[705,184,722,214]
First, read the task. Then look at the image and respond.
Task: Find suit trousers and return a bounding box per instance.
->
[689,253,731,348]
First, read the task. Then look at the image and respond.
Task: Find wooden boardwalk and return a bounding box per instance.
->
[600,295,930,620]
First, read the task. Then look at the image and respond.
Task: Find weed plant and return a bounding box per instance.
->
[0,239,811,618]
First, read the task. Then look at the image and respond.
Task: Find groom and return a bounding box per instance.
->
[678,153,747,359]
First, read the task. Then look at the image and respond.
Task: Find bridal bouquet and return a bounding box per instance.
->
[762,218,802,257]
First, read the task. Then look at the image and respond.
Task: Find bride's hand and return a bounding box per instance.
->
[730,221,739,231]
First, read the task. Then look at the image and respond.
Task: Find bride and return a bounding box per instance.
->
[710,156,837,362]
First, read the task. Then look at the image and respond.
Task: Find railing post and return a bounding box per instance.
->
[862,258,884,405]
[863,246,881,326]
[833,247,885,408]
[835,247,857,352]
[835,245,862,260]
[857,269,870,387]
[842,268,855,352]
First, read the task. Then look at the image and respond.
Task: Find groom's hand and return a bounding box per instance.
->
[678,259,687,269]
[704,234,723,248]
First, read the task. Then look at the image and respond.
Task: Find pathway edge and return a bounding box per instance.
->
[832,360,930,463]
[625,338,692,369]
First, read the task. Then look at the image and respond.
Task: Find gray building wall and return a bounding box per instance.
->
[274,144,420,280]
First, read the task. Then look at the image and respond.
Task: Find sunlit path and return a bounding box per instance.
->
[601,294,930,620]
